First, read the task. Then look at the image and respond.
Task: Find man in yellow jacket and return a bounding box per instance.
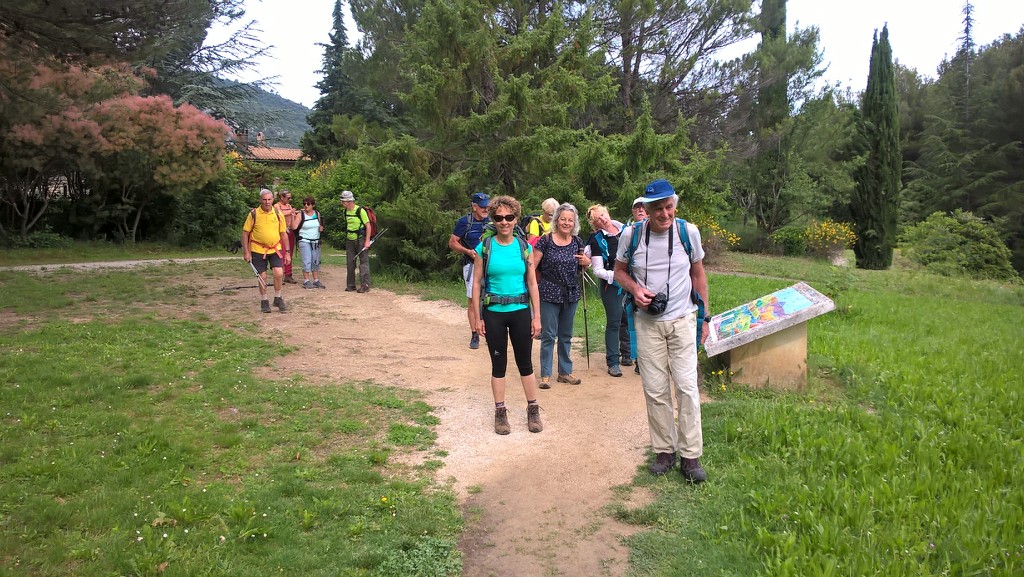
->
[242,189,292,313]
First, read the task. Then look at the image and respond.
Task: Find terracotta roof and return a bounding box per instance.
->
[244,146,305,162]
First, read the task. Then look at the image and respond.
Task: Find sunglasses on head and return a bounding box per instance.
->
[492,214,517,222]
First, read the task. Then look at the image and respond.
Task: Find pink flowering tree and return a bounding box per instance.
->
[86,95,226,243]
[0,40,144,236]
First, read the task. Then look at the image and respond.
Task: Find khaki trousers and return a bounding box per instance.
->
[635,312,703,458]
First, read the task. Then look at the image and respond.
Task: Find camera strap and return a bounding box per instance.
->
[642,221,673,300]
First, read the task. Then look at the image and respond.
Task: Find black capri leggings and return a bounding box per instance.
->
[482,306,535,378]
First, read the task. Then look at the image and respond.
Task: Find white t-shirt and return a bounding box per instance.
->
[615,220,704,322]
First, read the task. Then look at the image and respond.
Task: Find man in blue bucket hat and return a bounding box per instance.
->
[613,179,711,483]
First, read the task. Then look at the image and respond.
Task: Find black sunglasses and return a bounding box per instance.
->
[492,214,517,222]
[303,201,313,205]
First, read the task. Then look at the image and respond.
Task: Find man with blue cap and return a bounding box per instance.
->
[449,191,491,349]
[613,179,711,483]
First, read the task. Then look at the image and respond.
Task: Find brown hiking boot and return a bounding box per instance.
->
[284,275,297,284]
[526,404,543,433]
[356,284,370,293]
[680,457,708,483]
[538,376,551,389]
[557,373,581,385]
[494,407,510,435]
[649,452,677,475]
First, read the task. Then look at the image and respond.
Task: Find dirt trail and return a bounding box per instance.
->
[204,262,685,577]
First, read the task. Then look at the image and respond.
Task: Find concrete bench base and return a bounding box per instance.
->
[727,321,807,390]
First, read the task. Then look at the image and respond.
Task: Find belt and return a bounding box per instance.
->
[484,293,529,306]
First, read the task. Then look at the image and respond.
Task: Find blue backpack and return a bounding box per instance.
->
[623,218,706,348]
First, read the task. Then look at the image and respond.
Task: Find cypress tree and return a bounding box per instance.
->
[852,25,900,269]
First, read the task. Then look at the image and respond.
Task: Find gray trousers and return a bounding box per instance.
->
[345,236,370,289]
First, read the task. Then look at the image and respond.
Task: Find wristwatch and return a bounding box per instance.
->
[703,315,711,323]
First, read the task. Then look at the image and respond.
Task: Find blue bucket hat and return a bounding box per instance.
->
[639,179,676,204]
[471,192,490,207]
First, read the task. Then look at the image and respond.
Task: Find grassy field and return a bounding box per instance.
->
[0,260,461,576]
[3,246,1022,576]
[615,253,1024,576]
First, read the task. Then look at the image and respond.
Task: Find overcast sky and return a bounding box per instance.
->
[213,0,1024,108]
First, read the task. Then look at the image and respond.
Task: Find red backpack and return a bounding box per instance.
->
[345,205,378,238]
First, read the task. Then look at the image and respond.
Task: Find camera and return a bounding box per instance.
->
[647,292,669,315]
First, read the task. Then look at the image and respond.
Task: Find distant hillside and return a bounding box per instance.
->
[243,88,311,149]
[216,81,312,149]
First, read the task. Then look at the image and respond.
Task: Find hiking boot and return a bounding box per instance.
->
[302,280,312,289]
[469,332,480,350]
[634,361,640,374]
[649,452,677,475]
[539,376,551,389]
[527,404,543,433]
[494,407,510,435]
[620,357,633,367]
[260,300,272,313]
[345,287,356,292]
[608,365,623,377]
[313,280,326,289]
[680,457,708,483]
[557,373,581,385]
[356,284,370,293]
[273,296,287,312]
[284,275,298,284]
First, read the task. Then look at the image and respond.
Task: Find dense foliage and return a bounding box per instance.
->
[901,210,1018,281]
[3,0,1022,280]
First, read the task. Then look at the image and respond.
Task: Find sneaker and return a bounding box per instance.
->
[313,280,326,289]
[538,376,551,389]
[302,280,312,289]
[680,457,708,483]
[260,300,271,313]
[557,373,581,385]
[469,332,480,350]
[494,407,510,435]
[620,357,633,367]
[273,296,287,312]
[527,404,543,433]
[649,452,677,475]
[284,275,298,284]
[607,365,623,377]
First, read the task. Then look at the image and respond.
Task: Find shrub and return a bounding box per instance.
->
[901,210,1018,281]
[691,216,740,266]
[6,230,74,249]
[769,226,807,256]
[804,219,857,259]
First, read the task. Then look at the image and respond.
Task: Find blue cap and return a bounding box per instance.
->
[471,192,490,207]
[639,179,676,204]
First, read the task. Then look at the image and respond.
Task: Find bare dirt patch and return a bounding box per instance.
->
[194,262,704,577]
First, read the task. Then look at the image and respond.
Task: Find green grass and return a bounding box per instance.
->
[0,265,461,576]
[616,252,1024,576]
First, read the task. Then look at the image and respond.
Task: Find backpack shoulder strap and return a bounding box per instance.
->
[676,218,693,260]
[625,221,644,269]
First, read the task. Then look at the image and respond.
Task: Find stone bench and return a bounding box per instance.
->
[704,282,834,389]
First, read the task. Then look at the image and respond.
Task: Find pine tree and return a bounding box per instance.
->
[852,25,900,269]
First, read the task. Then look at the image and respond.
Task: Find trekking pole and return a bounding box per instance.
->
[355,228,388,258]
[578,249,590,369]
[249,260,268,291]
